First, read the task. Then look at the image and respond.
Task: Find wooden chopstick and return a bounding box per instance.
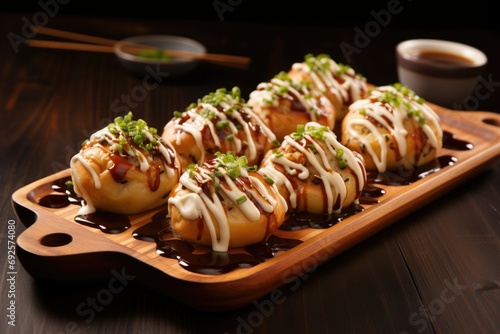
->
[34,25,117,46]
[26,39,115,53]
[30,25,251,67]
[26,39,250,69]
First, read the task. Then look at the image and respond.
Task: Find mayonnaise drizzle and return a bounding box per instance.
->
[71,121,177,215]
[345,85,442,172]
[291,56,367,107]
[70,154,99,215]
[168,159,286,252]
[249,77,322,121]
[260,122,366,214]
[172,94,277,166]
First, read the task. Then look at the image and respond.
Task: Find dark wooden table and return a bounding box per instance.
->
[1,9,499,334]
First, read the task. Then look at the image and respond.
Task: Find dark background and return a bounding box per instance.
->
[2,0,499,113]
[1,0,497,31]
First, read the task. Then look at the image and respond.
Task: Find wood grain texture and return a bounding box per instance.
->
[12,107,500,311]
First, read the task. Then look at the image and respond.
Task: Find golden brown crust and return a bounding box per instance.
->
[162,88,278,173]
[247,81,336,142]
[287,68,348,121]
[259,122,366,215]
[340,84,443,173]
[341,114,442,172]
[286,56,369,122]
[161,122,204,170]
[168,171,286,249]
[71,144,181,215]
[167,153,287,250]
[70,112,181,215]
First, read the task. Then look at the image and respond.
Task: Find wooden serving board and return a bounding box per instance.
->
[12,106,500,312]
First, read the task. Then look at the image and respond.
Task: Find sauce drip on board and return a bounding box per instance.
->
[156,235,301,275]
[34,129,471,274]
[74,211,130,234]
[280,203,364,231]
[442,130,474,150]
[37,176,82,208]
[133,208,302,274]
[368,155,458,186]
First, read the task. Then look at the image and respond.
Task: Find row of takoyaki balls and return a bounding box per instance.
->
[69,54,443,252]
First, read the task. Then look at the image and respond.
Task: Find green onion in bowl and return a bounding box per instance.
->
[136,49,173,61]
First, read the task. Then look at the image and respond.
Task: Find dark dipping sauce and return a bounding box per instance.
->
[35,130,472,274]
[399,49,483,78]
[414,51,475,67]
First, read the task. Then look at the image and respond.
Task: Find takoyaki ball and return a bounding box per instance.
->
[247,71,336,142]
[168,152,288,251]
[341,83,443,173]
[162,87,279,173]
[70,112,181,215]
[259,122,366,215]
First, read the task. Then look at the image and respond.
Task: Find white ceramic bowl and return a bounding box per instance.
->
[396,39,487,108]
[114,35,206,78]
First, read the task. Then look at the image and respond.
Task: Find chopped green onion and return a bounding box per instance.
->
[308,144,317,152]
[273,151,283,158]
[336,148,344,160]
[187,164,196,178]
[236,195,247,204]
[216,120,230,129]
[136,49,172,61]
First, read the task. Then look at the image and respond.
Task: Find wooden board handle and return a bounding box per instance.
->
[433,106,500,133]
[468,111,500,130]
[15,208,124,257]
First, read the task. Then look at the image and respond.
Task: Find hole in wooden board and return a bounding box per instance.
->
[40,233,73,247]
[483,117,499,127]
